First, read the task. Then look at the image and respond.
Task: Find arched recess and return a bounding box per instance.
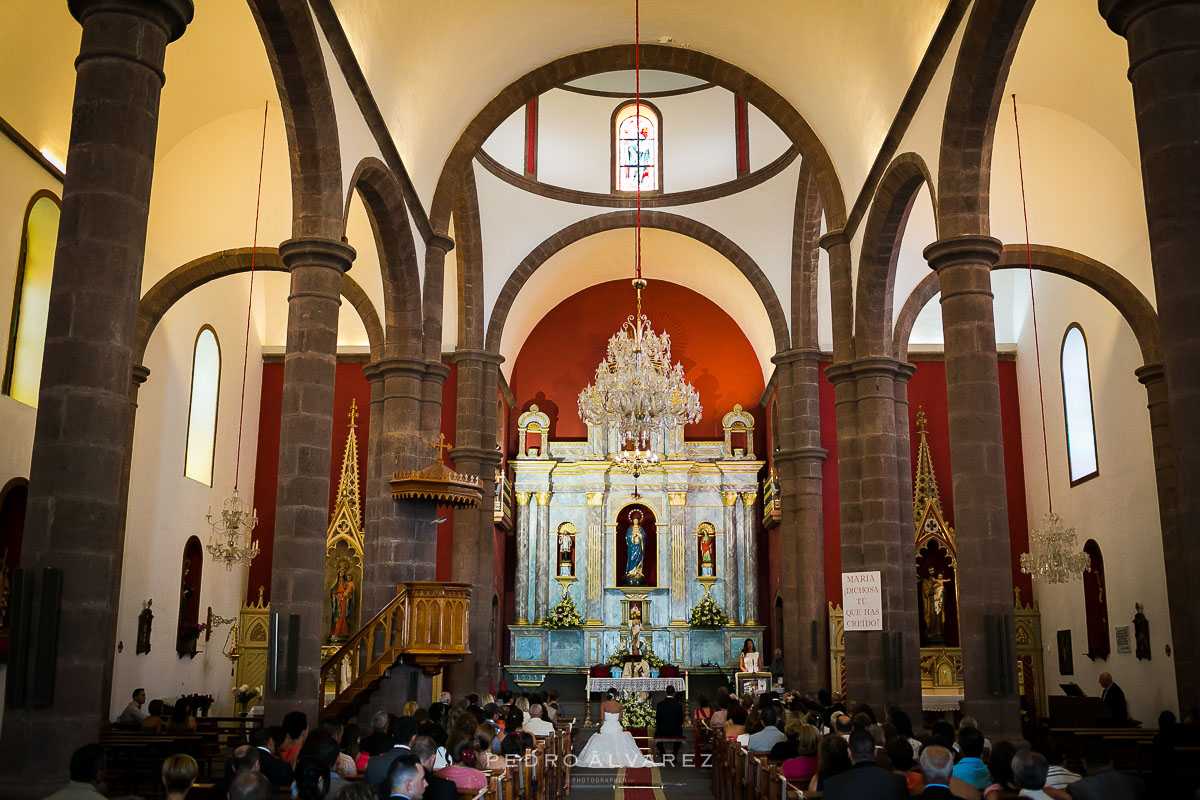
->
[428,45,847,360]
[175,536,204,658]
[486,211,789,359]
[891,245,1161,367]
[1082,539,1110,661]
[854,153,937,358]
[245,0,344,239]
[936,0,1035,238]
[344,158,422,359]
[133,247,384,369]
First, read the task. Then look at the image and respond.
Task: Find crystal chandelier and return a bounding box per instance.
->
[1020,512,1090,584]
[205,485,260,571]
[576,0,701,471]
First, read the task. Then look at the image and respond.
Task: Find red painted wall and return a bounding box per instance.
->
[248,361,370,603]
[814,358,1032,609]
[508,280,767,446]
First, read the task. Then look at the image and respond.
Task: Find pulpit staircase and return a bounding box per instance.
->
[319,581,471,720]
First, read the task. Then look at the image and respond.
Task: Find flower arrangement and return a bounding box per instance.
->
[618,691,656,729]
[688,595,730,629]
[232,684,262,714]
[180,693,215,714]
[539,594,584,629]
[605,640,669,668]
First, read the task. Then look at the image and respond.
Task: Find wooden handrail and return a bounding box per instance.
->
[318,581,472,718]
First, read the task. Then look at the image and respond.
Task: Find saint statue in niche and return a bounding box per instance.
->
[625,511,646,586]
[558,527,575,576]
[698,524,716,577]
[136,599,154,655]
[329,565,356,639]
[921,567,950,643]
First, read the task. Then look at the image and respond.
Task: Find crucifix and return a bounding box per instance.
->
[348,398,359,429]
[430,433,453,464]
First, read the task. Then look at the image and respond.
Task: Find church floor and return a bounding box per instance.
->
[569,766,714,800]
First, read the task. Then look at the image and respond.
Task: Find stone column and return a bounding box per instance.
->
[924,235,1019,739]
[825,362,860,700]
[420,362,451,448]
[1103,0,1200,712]
[265,237,355,724]
[722,492,741,624]
[668,493,688,624]
[773,349,828,692]
[448,349,504,694]
[741,492,760,625]
[361,357,428,616]
[894,365,917,543]
[534,492,552,620]
[514,492,532,624]
[1136,363,1196,707]
[851,358,921,716]
[0,3,192,794]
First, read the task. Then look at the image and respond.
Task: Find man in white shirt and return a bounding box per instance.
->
[524,704,555,736]
[115,688,148,724]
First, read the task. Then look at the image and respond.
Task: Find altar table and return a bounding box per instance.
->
[587,676,686,694]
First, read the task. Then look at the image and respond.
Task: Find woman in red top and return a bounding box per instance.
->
[693,694,714,754]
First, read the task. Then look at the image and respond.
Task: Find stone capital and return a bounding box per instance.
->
[922,234,1002,273]
[894,361,917,383]
[362,357,426,383]
[668,492,688,506]
[278,236,356,275]
[771,347,824,367]
[449,446,503,471]
[586,492,605,506]
[516,492,531,507]
[740,491,757,507]
[427,233,456,254]
[773,446,829,465]
[818,228,850,251]
[1100,0,1190,36]
[449,348,506,366]
[721,492,739,507]
[824,361,856,386]
[534,491,552,506]
[70,0,194,42]
[1135,361,1166,387]
[849,356,906,381]
[131,363,151,386]
[423,361,452,381]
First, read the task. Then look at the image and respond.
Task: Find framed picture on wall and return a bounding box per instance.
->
[1057,629,1074,675]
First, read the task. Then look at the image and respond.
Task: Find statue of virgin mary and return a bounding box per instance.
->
[625,511,645,586]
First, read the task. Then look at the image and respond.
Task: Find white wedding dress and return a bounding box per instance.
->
[576,712,656,768]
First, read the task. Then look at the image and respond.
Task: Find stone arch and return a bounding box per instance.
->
[453,164,485,351]
[937,0,1035,238]
[854,153,937,359]
[891,244,1161,366]
[484,211,790,357]
[791,160,824,350]
[134,247,384,367]
[245,0,343,239]
[429,45,846,234]
[345,158,422,359]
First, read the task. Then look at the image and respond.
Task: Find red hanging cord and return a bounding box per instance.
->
[635,0,642,283]
[234,100,269,492]
[1012,94,1053,513]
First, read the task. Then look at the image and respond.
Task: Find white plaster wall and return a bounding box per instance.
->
[1014,273,1174,722]
[483,106,526,175]
[113,274,265,718]
[659,86,737,192]
[536,89,611,193]
[143,107,292,291]
[442,216,459,352]
[0,138,59,484]
[746,102,791,173]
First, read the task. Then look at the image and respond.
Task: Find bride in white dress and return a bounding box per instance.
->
[576,689,656,768]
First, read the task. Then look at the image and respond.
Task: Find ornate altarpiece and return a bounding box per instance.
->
[505,405,765,686]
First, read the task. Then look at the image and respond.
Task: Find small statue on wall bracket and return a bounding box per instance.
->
[1133,603,1151,661]
[136,599,153,655]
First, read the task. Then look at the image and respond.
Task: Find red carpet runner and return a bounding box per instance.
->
[614,767,664,800]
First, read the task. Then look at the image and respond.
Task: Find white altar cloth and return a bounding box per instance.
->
[588,676,685,693]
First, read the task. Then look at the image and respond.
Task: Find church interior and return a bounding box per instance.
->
[2,0,1199,797]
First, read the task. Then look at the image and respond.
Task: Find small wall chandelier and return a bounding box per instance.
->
[1021,512,1091,584]
[206,489,260,570]
[577,0,700,471]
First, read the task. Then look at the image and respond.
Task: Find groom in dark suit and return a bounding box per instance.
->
[655,686,685,764]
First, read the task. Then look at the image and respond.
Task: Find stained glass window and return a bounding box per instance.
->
[185,326,221,485]
[3,193,61,407]
[1060,324,1098,484]
[615,102,659,192]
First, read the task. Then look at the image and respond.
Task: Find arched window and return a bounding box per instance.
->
[1060,324,1099,485]
[1082,539,1110,660]
[3,193,61,407]
[184,326,221,485]
[613,101,661,193]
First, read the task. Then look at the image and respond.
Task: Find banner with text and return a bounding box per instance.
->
[842,571,883,631]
